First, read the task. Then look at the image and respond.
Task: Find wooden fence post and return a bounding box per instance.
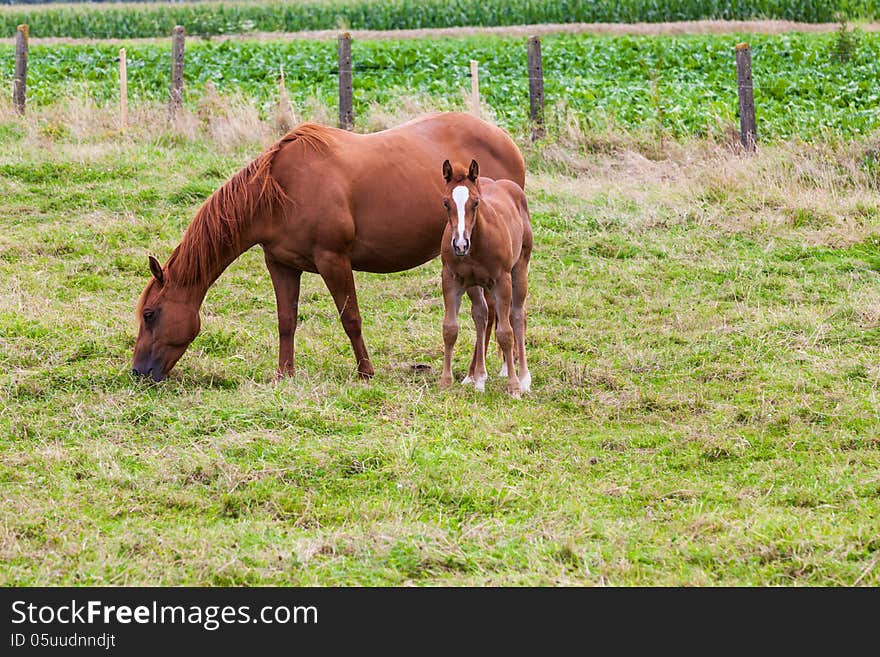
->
[527,36,545,141]
[470,60,480,118]
[279,64,287,105]
[119,48,128,131]
[13,24,28,115]
[338,32,354,131]
[169,25,185,119]
[735,42,757,152]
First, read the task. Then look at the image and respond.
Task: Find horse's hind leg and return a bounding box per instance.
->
[511,257,531,393]
[264,252,303,380]
[463,286,488,391]
[315,250,374,379]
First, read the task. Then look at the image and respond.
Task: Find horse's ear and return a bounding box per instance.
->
[442,159,453,183]
[148,255,165,286]
[468,159,480,182]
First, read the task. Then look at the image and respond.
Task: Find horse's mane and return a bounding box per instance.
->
[159,122,334,290]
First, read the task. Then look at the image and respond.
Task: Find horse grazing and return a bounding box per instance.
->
[439,159,533,398]
[132,112,525,382]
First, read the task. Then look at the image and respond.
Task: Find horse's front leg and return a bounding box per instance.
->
[315,250,374,379]
[440,268,464,388]
[264,250,302,380]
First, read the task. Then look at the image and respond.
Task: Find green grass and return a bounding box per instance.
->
[3,31,880,139]
[2,0,877,39]
[1,98,879,585]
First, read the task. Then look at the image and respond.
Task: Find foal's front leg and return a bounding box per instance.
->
[440,269,464,388]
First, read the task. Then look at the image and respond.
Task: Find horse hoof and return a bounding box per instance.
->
[519,372,531,393]
[510,389,522,399]
[499,362,508,377]
[461,375,474,386]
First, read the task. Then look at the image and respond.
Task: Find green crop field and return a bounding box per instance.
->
[2,31,880,140]
[1,0,878,39]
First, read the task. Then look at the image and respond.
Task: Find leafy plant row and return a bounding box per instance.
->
[3,31,879,140]
[1,0,878,39]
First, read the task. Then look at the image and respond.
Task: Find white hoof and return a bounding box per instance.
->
[519,371,532,393]
[463,373,487,391]
[499,362,508,377]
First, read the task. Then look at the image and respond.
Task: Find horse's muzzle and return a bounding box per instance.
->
[131,364,166,382]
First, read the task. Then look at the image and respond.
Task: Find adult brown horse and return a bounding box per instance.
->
[132,112,526,382]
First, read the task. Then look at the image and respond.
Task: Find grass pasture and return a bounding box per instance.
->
[2,93,880,585]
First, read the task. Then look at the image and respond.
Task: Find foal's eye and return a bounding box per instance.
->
[143,309,156,322]
[472,199,480,208]
[442,199,450,209]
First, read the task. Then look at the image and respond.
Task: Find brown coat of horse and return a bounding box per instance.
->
[132,112,526,381]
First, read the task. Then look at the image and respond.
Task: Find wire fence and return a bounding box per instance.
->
[8,24,879,143]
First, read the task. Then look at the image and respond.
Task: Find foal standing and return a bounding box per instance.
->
[439,159,533,397]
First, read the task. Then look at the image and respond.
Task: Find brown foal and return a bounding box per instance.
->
[439,159,533,398]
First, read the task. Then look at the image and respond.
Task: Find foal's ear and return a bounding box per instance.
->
[442,159,453,183]
[468,159,480,182]
[148,255,165,286]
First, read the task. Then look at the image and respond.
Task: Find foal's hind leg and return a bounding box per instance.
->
[491,273,521,398]
[511,258,531,393]
[315,250,374,379]
[463,286,488,391]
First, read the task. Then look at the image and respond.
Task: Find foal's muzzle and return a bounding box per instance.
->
[453,238,470,257]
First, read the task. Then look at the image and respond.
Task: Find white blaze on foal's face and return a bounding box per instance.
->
[442,158,481,257]
[451,185,470,255]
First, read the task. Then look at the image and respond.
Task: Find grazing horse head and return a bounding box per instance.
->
[131,136,289,382]
[131,255,201,382]
[442,159,481,257]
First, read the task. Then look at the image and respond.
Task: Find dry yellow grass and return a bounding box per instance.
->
[2,93,877,247]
